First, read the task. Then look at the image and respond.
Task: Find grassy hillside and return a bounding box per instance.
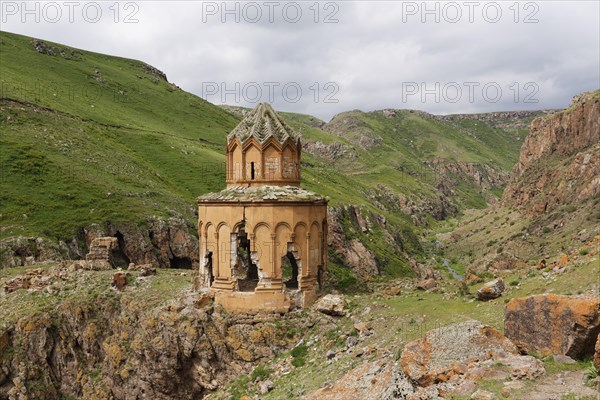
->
[318,109,531,205]
[1,30,536,276]
[0,31,240,241]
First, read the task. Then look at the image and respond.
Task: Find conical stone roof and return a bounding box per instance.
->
[226,103,300,145]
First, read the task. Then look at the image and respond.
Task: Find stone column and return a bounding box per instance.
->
[212,230,234,291]
[305,232,311,278]
[270,233,284,290]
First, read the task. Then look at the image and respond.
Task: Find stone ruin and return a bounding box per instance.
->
[197,103,329,314]
[67,237,118,271]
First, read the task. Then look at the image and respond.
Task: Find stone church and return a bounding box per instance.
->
[197,103,328,313]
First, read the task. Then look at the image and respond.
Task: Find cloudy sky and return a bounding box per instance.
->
[3,1,599,120]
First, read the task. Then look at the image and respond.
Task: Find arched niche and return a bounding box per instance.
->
[282,142,299,179]
[263,142,282,181]
[244,143,262,181]
[204,223,217,285]
[228,142,243,182]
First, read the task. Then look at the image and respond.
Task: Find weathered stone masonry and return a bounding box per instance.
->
[197,103,328,313]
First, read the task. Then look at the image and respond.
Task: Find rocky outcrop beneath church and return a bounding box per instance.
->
[0,292,301,400]
[502,90,600,215]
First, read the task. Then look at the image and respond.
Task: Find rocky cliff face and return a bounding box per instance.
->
[327,206,380,279]
[327,205,422,280]
[0,291,302,400]
[502,90,600,215]
[1,217,198,270]
[368,185,458,225]
[426,158,509,191]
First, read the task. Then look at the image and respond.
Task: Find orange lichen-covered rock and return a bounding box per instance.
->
[466,273,483,284]
[504,294,600,359]
[556,254,569,267]
[400,320,518,386]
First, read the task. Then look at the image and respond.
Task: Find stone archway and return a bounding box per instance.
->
[234,227,260,292]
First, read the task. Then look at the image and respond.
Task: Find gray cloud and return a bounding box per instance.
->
[3,0,599,120]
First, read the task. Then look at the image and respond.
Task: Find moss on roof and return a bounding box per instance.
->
[197,185,327,203]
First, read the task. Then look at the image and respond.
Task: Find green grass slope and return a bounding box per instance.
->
[1,31,239,241]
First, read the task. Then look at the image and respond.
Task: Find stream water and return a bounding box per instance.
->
[443,258,464,280]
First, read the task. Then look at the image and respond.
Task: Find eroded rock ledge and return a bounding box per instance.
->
[0,291,305,400]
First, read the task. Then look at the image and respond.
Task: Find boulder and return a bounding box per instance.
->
[400,320,518,386]
[259,379,273,394]
[471,389,494,400]
[497,353,545,380]
[86,259,112,270]
[553,354,576,364]
[594,334,600,371]
[113,272,129,291]
[139,265,157,277]
[315,294,346,316]
[302,360,414,400]
[504,294,600,359]
[416,278,437,291]
[476,279,505,300]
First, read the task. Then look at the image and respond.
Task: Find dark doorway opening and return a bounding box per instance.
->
[317,265,323,290]
[206,251,214,285]
[170,256,192,269]
[235,228,259,292]
[250,162,255,180]
[283,252,299,289]
[111,231,131,267]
